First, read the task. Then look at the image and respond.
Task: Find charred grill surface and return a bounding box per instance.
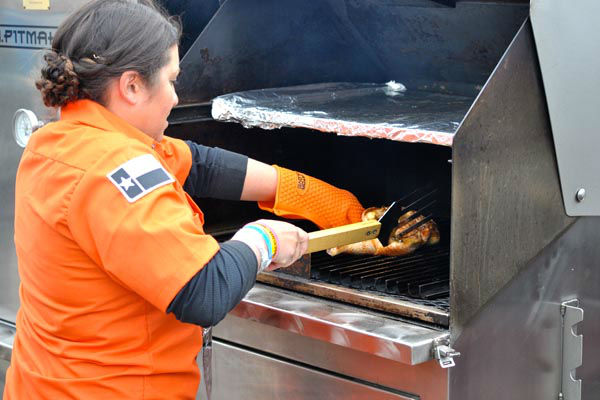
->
[288,213,449,324]
[212,228,450,325]
[257,257,449,326]
[259,241,450,326]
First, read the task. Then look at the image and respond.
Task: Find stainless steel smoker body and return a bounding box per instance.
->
[0,0,88,392]
[2,1,600,399]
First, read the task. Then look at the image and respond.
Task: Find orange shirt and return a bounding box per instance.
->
[4,99,220,399]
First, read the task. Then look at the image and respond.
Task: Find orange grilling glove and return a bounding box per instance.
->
[258,165,364,229]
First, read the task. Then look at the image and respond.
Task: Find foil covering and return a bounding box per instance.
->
[211,82,475,146]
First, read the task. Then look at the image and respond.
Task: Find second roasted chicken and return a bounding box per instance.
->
[327,206,440,257]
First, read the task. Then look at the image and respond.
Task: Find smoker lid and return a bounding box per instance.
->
[531,0,600,216]
[211,82,474,146]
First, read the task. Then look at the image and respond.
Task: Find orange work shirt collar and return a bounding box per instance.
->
[60,99,156,148]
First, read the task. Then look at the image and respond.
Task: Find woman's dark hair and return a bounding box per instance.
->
[36,0,181,108]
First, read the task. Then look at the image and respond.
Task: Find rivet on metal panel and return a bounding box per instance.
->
[575,189,586,202]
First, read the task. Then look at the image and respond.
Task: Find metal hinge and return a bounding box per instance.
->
[433,337,460,369]
[559,299,583,400]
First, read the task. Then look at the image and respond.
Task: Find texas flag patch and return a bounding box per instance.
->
[107,154,174,202]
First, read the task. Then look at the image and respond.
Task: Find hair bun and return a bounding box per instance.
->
[36,50,82,108]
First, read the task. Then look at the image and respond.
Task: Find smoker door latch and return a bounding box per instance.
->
[433,338,460,369]
[559,299,583,400]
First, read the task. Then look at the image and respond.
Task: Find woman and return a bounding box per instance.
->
[3,1,363,399]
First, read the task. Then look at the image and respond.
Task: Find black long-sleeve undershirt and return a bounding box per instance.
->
[182,140,248,200]
[167,141,255,327]
[167,240,257,327]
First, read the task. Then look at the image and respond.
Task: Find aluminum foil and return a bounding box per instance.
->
[211,82,475,146]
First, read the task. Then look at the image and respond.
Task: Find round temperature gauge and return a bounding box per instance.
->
[13,109,40,148]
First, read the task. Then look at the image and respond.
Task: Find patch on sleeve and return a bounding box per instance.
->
[107,154,175,203]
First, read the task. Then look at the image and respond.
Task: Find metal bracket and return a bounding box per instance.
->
[559,299,583,400]
[433,337,460,369]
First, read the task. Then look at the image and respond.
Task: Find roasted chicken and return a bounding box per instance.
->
[327,206,440,256]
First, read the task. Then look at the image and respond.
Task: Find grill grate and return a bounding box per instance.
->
[211,218,451,315]
[311,245,449,304]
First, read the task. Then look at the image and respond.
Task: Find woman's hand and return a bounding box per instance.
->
[231,219,308,273]
[254,219,308,271]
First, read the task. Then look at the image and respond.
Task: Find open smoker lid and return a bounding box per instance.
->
[177,0,527,148]
[211,81,474,147]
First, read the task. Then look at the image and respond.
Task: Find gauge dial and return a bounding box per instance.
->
[13,109,39,148]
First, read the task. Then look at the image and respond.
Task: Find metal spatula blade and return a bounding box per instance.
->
[306,187,437,253]
[378,187,439,246]
[376,201,406,247]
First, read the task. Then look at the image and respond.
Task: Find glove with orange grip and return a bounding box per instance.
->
[258,165,364,229]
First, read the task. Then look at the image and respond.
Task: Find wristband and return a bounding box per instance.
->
[255,222,279,257]
[231,227,272,272]
[245,225,274,258]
